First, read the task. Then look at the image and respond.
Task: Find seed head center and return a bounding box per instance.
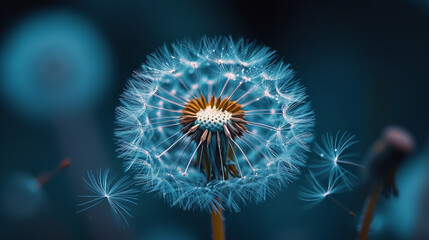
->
[180,94,247,141]
[196,106,232,132]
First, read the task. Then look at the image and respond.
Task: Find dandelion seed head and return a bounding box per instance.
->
[195,106,232,132]
[115,36,314,212]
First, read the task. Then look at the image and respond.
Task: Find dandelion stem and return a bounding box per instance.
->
[211,200,225,240]
[358,183,382,240]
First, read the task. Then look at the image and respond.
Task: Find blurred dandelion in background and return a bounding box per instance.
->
[1,158,70,220]
[77,169,138,228]
[358,126,415,240]
[0,10,113,119]
[376,149,428,238]
[115,36,315,214]
[1,172,45,220]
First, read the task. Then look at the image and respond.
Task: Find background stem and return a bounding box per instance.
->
[358,183,382,240]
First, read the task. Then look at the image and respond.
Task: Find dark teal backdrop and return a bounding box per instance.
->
[1,0,428,239]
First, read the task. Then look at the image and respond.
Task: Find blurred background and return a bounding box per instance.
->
[0,0,428,239]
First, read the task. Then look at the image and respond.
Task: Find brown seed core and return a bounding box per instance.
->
[180,94,247,143]
[179,94,247,180]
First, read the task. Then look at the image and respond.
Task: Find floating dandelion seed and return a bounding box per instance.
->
[311,131,360,189]
[115,36,314,212]
[299,171,346,208]
[299,131,360,216]
[77,169,138,227]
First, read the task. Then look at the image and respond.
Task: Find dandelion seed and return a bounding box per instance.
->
[299,169,356,217]
[311,131,361,189]
[299,171,346,207]
[115,36,315,212]
[77,169,138,228]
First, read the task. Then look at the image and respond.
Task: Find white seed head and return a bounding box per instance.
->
[195,106,232,132]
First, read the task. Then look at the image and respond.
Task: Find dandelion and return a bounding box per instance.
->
[77,169,138,228]
[311,131,360,189]
[115,36,314,238]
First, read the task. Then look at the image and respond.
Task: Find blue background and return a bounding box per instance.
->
[1,0,428,239]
